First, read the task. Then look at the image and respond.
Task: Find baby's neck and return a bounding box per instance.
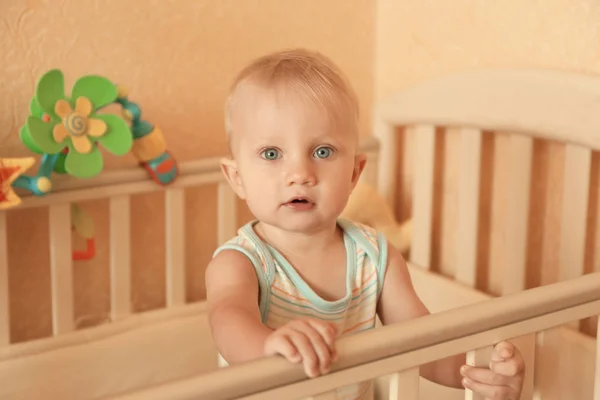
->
[254,220,341,257]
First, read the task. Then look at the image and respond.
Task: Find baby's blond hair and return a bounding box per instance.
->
[224,48,359,139]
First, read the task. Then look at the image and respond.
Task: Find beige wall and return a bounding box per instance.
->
[375,0,600,99]
[375,0,600,334]
[0,0,375,342]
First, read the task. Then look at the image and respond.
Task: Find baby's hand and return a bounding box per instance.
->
[461,341,525,400]
[264,318,338,378]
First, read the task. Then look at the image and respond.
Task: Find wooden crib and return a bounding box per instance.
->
[2,68,600,400]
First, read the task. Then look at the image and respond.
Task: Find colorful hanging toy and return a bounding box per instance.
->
[0,69,179,260]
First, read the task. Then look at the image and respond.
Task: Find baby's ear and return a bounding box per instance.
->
[351,153,368,187]
[220,157,246,199]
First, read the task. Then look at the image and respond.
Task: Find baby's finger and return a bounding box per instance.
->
[294,323,334,374]
[288,332,320,378]
[490,358,524,378]
[462,377,515,400]
[493,341,514,359]
[308,320,338,348]
[461,366,511,386]
[265,335,301,363]
[491,349,505,362]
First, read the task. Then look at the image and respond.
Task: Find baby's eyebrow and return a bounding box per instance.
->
[310,134,343,144]
[252,138,279,146]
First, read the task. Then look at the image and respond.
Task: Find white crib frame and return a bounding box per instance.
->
[2,68,600,400]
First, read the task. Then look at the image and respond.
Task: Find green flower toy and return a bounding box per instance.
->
[21,69,133,178]
[2,68,180,262]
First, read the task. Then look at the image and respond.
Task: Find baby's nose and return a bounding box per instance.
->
[286,162,317,186]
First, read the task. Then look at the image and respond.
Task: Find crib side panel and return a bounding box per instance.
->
[0,305,217,400]
[101,268,600,400]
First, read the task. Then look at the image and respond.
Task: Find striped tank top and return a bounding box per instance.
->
[213,218,388,400]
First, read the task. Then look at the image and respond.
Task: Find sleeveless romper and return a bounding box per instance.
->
[213,218,388,400]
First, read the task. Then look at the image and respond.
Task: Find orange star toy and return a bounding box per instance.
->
[0,157,36,210]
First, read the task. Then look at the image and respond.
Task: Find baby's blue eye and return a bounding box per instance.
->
[261,148,280,160]
[314,146,333,159]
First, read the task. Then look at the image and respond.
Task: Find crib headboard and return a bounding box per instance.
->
[374,68,600,297]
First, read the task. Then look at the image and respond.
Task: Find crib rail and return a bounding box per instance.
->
[107,270,600,400]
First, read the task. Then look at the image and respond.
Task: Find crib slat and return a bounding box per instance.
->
[165,188,186,307]
[502,136,536,400]
[465,346,495,400]
[503,135,533,295]
[411,125,436,269]
[594,317,600,400]
[559,144,591,282]
[360,146,380,188]
[559,145,591,329]
[0,211,8,345]
[49,204,74,334]
[373,118,398,207]
[532,331,543,400]
[110,195,131,321]
[533,329,562,399]
[217,182,237,245]
[456,128,482,287]
[389,367,419,400]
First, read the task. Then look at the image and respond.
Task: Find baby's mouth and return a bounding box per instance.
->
[284,197,315,210]
[290,198,309,204]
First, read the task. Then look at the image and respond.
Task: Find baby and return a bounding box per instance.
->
[205,48,525,400]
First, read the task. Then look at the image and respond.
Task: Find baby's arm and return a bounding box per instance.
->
[377,242,525,399]
[205,249,338,377]
[376,241,465,388]
[205,249,273,363]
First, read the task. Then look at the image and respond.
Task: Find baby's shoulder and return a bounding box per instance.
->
[210,223,273,283]
[339,218,383,247]
[206,235,264,294]
[339,219,389,298]
[212,230,264,265]
[212,221,260,257]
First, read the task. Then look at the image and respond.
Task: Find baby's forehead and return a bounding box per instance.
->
[231,82,314,111]
[231,83,353,129]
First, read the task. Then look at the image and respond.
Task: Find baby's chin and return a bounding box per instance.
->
[279,223,336,236]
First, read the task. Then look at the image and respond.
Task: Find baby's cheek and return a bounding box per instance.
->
[245,185,276,209]
[324,184,352,209]
[244,197,270,220]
